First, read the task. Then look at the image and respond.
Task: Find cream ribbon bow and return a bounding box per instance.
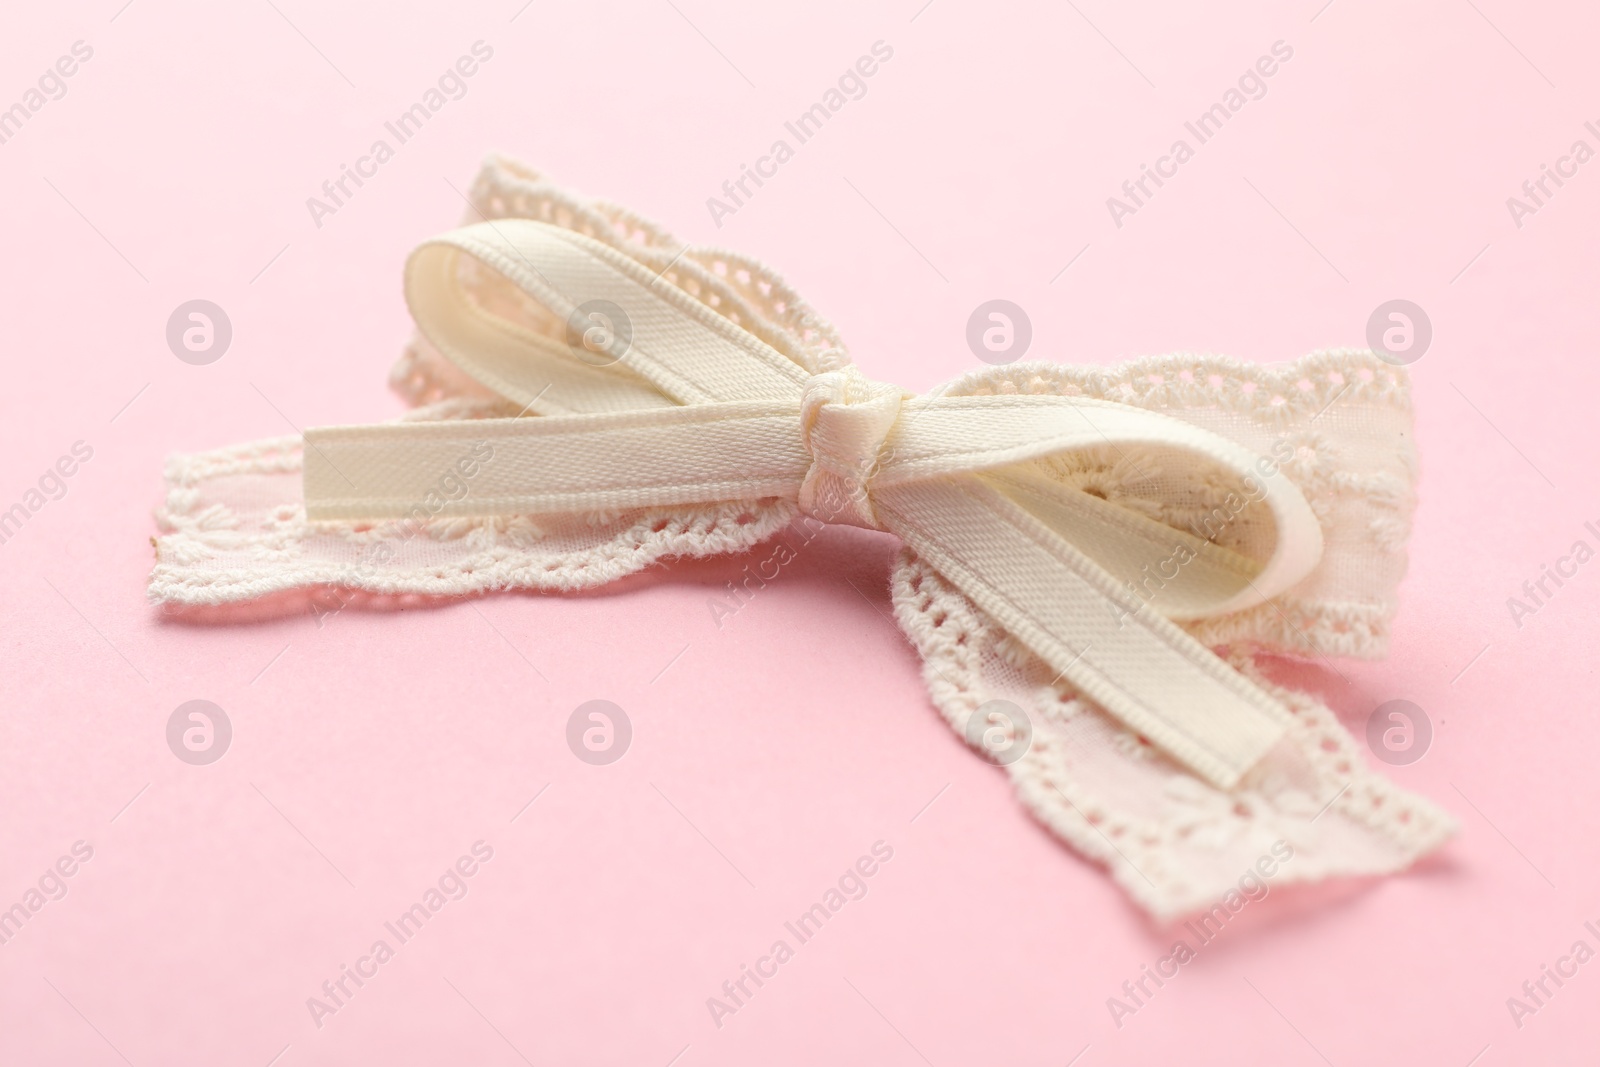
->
[302,219,1326,792]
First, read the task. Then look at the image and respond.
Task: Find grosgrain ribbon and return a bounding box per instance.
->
[302,219,1325,790]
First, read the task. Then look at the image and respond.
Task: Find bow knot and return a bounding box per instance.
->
[797,368,905,530]
[150,162,1452,921]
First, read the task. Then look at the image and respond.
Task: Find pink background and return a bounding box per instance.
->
[3,1,1598,1064]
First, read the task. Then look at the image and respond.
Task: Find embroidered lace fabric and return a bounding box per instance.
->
[149,155,1454,920]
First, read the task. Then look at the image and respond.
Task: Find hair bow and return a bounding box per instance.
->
[152,156,1454,919]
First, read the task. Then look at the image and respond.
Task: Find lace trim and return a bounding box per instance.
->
[946,349,1412,422]
[891,551,1454,921]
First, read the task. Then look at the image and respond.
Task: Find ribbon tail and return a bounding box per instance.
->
[877,477,1295,790]
[302,401,811,522]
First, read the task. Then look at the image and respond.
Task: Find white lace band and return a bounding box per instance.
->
[150,157,1455,920]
